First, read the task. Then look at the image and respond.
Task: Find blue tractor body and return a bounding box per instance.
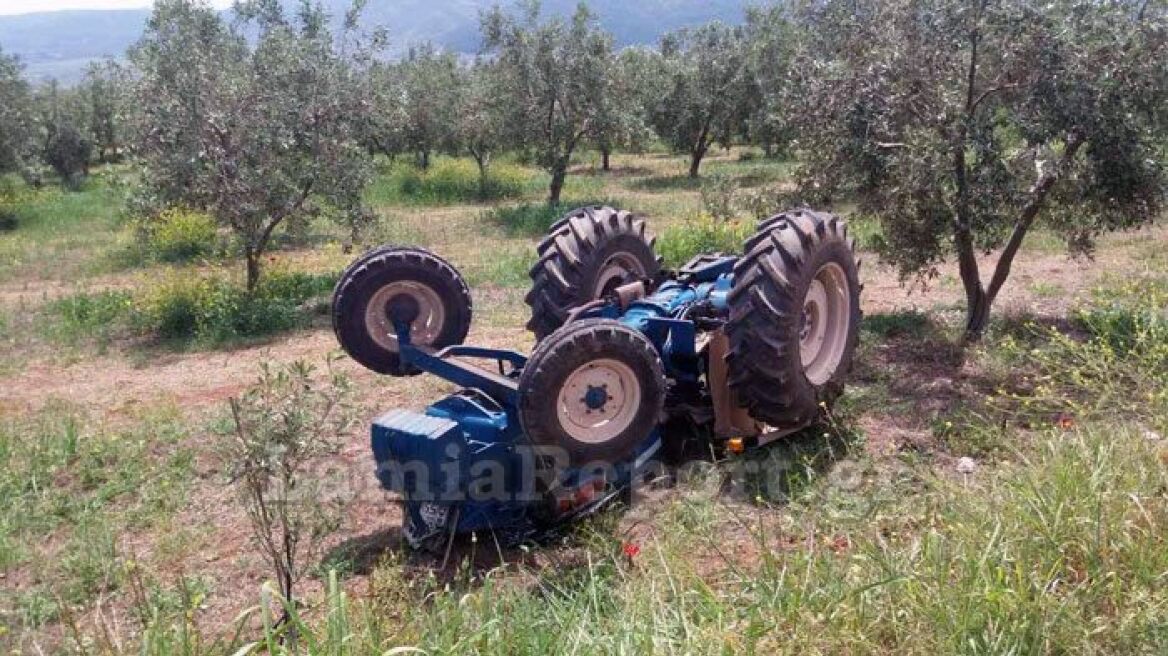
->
[331,208,861,550]
[371,256,735,547]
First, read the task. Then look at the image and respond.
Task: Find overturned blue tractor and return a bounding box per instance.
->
[332,207,861,549]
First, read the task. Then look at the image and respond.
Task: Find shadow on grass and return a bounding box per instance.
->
[849,308,1081,453]
[570,165,656,179]
[625,174,702,192]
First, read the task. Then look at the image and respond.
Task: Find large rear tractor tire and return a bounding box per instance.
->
[518,319,666,467]
[525,206,662,340]
[333,246,472,376]
[725,210,862,428]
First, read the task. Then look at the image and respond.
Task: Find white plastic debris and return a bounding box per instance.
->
[956,457,978,475]
[1143,429,1162,441]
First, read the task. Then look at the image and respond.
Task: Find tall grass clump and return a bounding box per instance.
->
[0,174,26,231]
[372,158,530,205]
[482,199,623,237]
[657,214,754,267]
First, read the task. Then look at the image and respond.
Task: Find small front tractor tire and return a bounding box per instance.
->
[518,319,666,466]
[525,206,662,340]
[725,210,862,428]
[333,246,473,376]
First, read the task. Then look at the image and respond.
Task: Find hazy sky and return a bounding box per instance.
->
[0,0,234,15]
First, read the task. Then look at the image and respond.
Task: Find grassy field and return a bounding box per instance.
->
[0,148,1166,654]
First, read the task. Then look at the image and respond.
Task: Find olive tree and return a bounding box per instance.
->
[453,61,509,197]
[81,60,131,163]
[396,44,461,169]
[482,2,613,204]
[589,49,656,171]
[359,61,407,160]
[132,0,377,290]
[742,5,796,157]
[789,0,1168,340]
[0,47,34,177]
[653,22,752,178]
[223,360,353,623]
[34,80,92,188]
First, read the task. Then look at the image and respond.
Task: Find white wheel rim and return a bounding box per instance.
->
[364,281,446,352]
[556,358,642,444]
[799,262,850,386]
[593,253,647,298]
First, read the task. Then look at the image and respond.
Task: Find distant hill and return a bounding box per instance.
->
[0,0,747,84]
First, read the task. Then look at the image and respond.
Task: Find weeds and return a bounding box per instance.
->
[0,404,195,644]
[989,276,1168,429]
[369,158,531,205]
[45,267,338,348]
[656,214,754,267]
[140,207,220,262]
[482,199,623,237]
[43,289,134,345]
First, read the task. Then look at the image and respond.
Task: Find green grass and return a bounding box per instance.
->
[0,171,133,283]
[41,268,338,350]
[656,215,754,267]
[128,420,1165,655]
[0,403,195,634]
[366,158,534,206]
[481,198,624,237]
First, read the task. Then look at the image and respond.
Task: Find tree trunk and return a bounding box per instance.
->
[548,162,568,205]
[959,132,1084,342]
[601,147,611,172]
[474,152,490,200]
[962,277,992,340]
[688,149,704,179]
[246,248,262,293]
[418,150,430,170]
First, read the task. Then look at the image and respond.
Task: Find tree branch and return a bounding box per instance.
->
[969,82,1020,112]
[257,179,314,255]
[985,131,1085,304]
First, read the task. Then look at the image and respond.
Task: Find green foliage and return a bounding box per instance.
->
[43,123,91,189]
[991,276,1168,428]
[481,4,615,203]
[0,174,25,230]
[700,172,738,220]
[0,46,34,176]
[482,199,623,237]
[657,214,754,266]
[138,269,337,345]
[81,59,130,163]
[221,360,352,607]
[45,289,134,344]
[131,0,377,289]
[789,0,1168,337]
[45,267,337,348]
[861,309,931,339]
[143,207,219,262]
[653,21,754,177]
[377,158,529,205]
